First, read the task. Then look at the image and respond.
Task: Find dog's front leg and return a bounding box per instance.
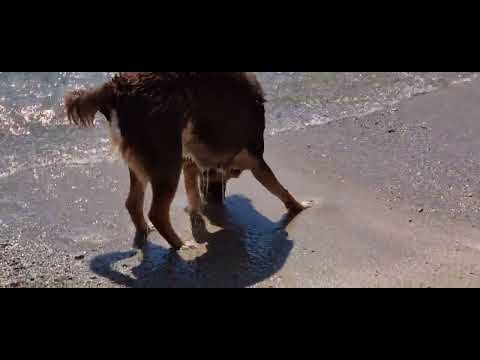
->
[183,159,202,215]
[183,159,205,232]
[251,158,313,214]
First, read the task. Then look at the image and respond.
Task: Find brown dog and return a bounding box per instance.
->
[65,72,310,250]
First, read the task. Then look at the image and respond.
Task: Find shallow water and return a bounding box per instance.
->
[0,71,477,183]
[256,72,478,134]
[1,72,476,135]
[0,71,477,180]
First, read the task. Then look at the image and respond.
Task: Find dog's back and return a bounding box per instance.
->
[66,72,266,157]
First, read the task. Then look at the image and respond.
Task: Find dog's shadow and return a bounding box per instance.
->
[90,195,299,288]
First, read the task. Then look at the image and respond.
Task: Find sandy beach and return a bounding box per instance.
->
[2,73,480,287]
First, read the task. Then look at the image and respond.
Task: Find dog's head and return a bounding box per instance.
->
[200,168,244,204]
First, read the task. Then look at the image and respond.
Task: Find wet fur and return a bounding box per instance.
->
[65,72,307,250]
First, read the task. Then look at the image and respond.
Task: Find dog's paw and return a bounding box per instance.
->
[300,200,315,209]
[133,230,150,250]
[169,239,199,252]
[179,240,199,251]
[147,225,156,234]
[286,199,315,214]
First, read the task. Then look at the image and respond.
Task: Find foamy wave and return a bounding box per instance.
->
[0,72,114,136]
[268,73,479,136]
[0,141,118,179]
[451,73,479,85]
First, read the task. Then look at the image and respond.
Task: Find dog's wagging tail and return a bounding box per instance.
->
[65,84,115,127]
[64,72,312,251]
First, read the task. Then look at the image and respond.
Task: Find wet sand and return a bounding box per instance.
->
[2,76,480,287]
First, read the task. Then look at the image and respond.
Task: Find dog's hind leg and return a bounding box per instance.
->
[149,171,193,251]
[126,168,151,249]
